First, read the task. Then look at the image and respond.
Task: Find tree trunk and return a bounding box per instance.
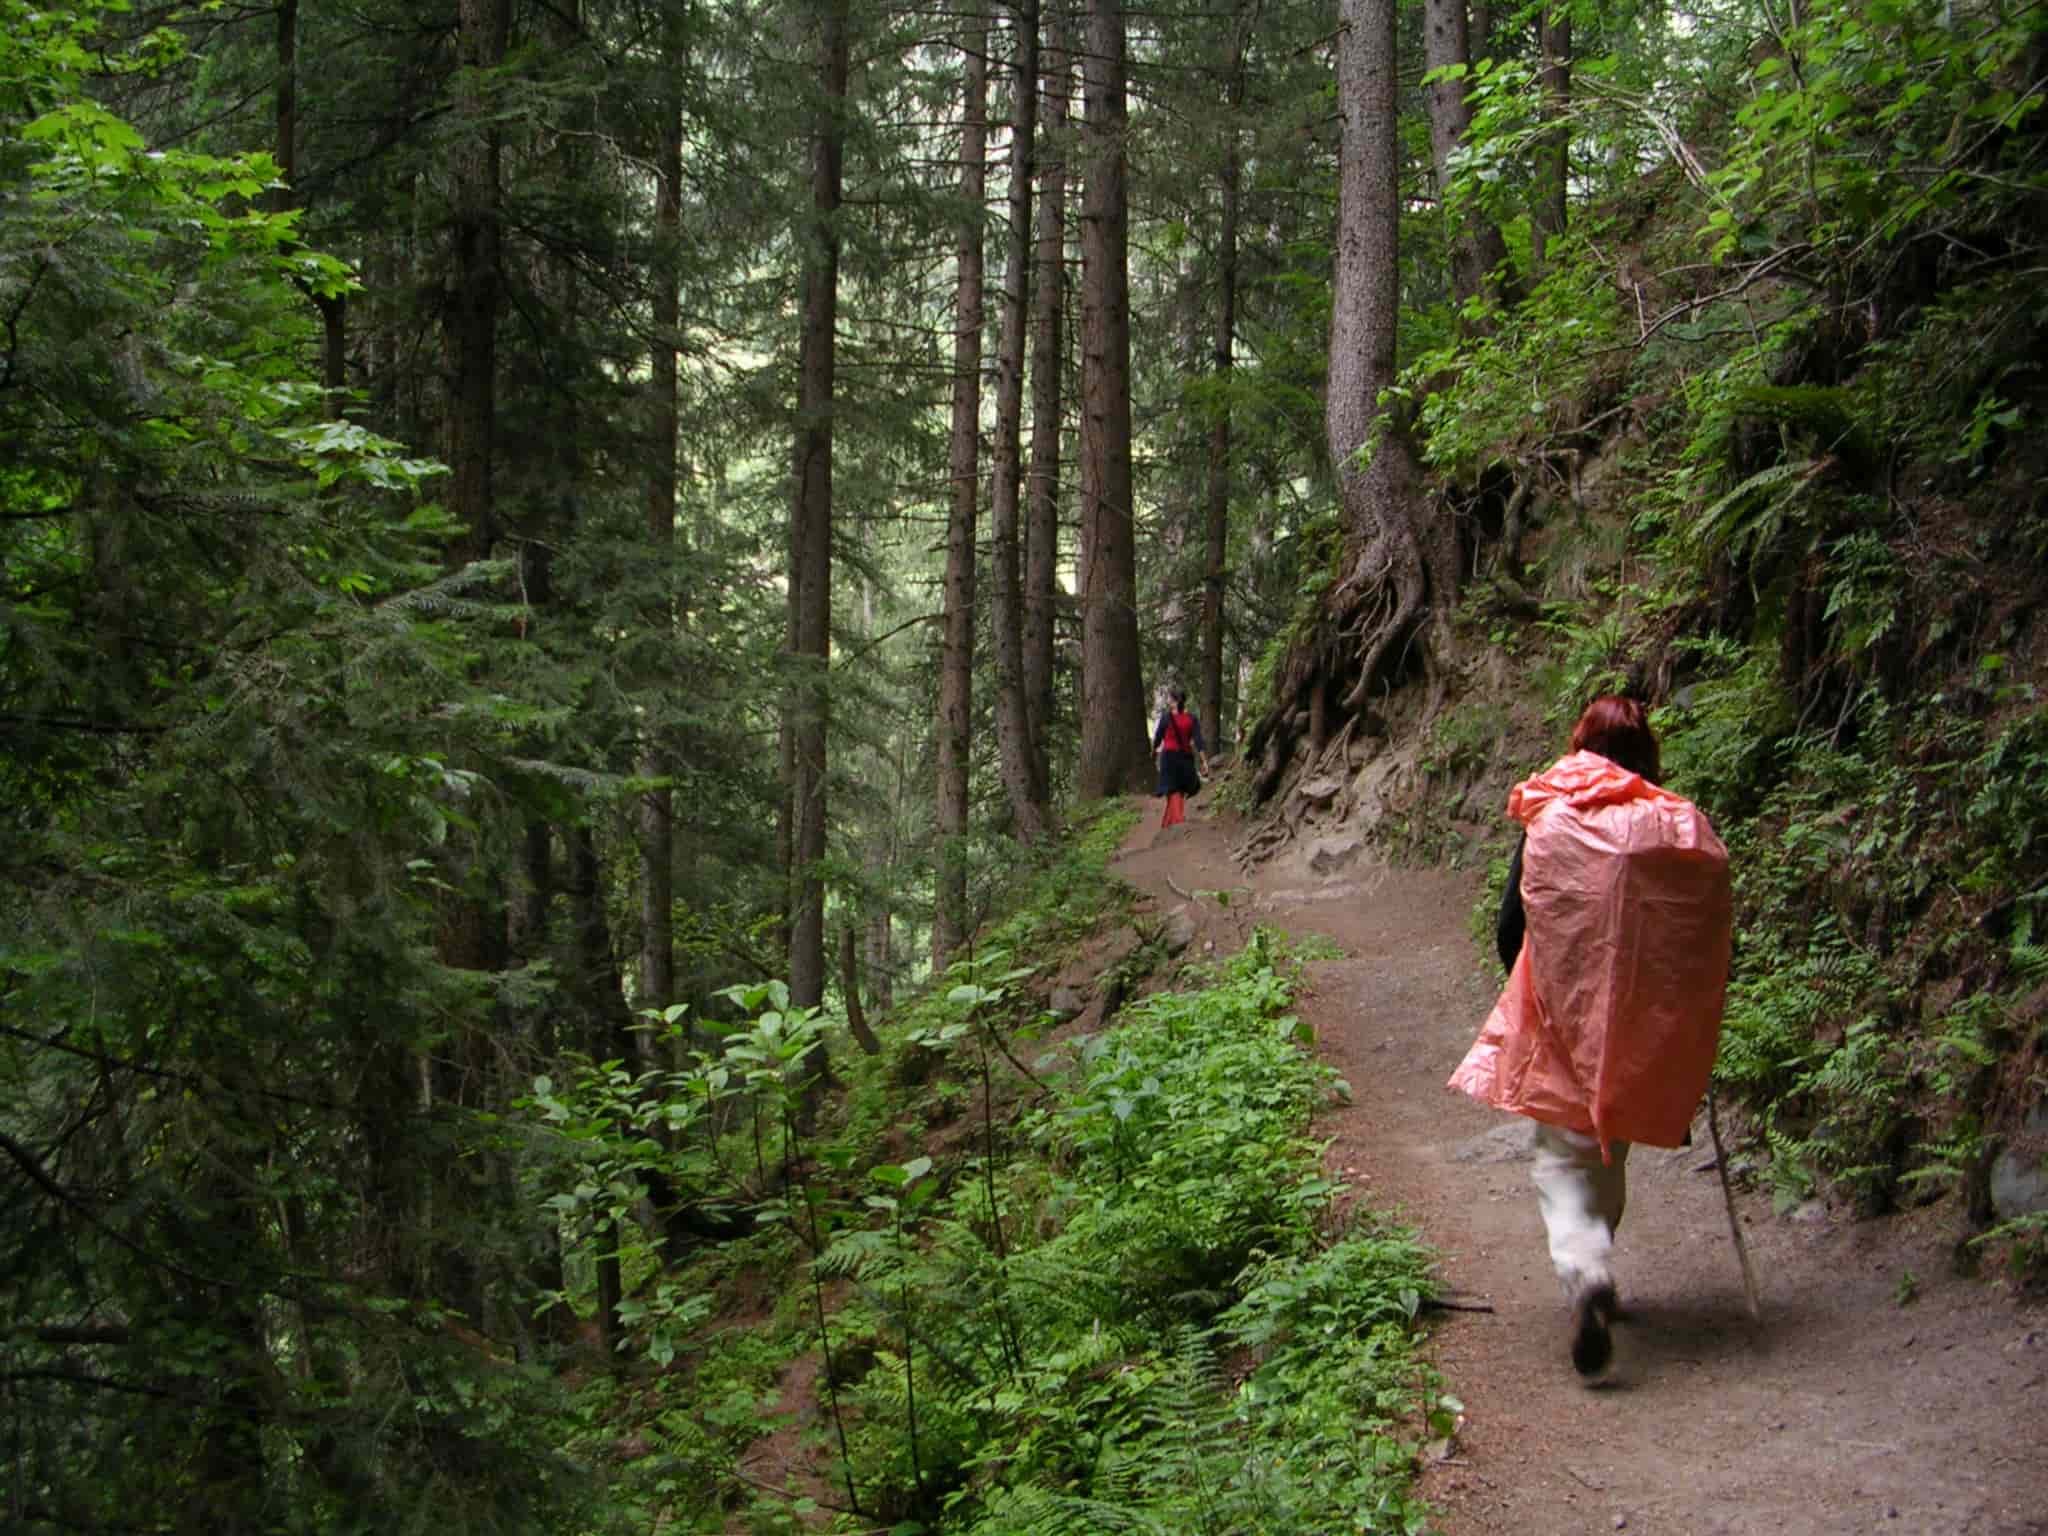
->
[451,0,508,564]
[788,0,849,1020]
[864,825,895,1013]
[639,20,683,1033]
[1331,0,1455,719]
[1155,263,1201,665]
[570,826,632,1360]
[1201,11,1246,755]
[989,2,1053,846]
[838,927,882,1055]
[1533,5,1572,272]
[273,0,347,415]
[934,23,989,971]
[421,0,512,1330]
[274,0,296,208]
[510,819,552,965]
[1024,5,1072,793]
[1075,0,1149,800]
[1422,0,1515,315]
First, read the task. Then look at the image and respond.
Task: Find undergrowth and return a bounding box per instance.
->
[535,804,1447,1532]
[814,929,1443,1534]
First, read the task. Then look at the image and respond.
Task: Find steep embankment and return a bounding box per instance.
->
[1116,793,2048,1536]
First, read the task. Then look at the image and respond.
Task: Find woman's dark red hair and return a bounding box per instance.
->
[1570,694,1660,783]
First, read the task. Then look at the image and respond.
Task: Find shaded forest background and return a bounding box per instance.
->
[3,0,2046,1529]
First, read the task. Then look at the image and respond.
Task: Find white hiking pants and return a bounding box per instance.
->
[1531,1122,1632,1299]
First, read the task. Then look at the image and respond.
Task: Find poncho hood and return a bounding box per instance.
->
[1508,749,1657,821]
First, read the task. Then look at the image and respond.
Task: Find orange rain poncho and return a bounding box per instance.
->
[1448,751,1733,1156]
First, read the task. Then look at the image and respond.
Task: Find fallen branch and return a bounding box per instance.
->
[1418,1293,1497,1315]
[1636,244,1815,347]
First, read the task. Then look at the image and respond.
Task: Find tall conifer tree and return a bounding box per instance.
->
[1076,0,1149,799]
[935,20,989,967]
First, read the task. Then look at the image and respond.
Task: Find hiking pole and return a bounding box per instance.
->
[1706,1085,1762,1321]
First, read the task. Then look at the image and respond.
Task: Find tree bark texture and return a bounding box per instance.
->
[1533,5,1572,271]
[1422,0,1515,315]
[1330,0,1453,720]
[934,23,988,971]
[451,0,509,563]
[989,2,1052,845]
[424,0,513,1309]
[1025,4,1072,795]
[1201,11,1246,755]
[788,0,849,1011]
[274,0,296,205]
[273,0,347,414]
[865,812,895,1014]
[1076,0,1150,800]
[571,825,633,1356]
[639,25,684,1028]
[838,927,882,1055]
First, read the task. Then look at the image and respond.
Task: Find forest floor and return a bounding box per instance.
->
[1112,791,2048,1536]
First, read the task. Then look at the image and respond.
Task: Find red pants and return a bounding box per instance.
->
[1160,792,1186,827]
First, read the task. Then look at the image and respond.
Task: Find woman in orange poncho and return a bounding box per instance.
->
[1450,696,1732,1377]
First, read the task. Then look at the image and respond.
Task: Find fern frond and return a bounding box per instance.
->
[965,1485,1174,1536]
[1690,457,1823,559]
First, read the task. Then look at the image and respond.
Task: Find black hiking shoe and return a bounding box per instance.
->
[1570,1283,1617,1377]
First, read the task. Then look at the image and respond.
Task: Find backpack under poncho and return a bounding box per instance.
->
[1448,751,1733,1156]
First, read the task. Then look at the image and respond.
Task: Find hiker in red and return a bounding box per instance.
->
[1449,695,1732,1378]
[1151,687,1207,827]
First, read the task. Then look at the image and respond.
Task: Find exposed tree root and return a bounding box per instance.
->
[1338,539,1425,716]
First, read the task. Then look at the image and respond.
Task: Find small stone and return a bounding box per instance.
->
[1159,905,1199,955]
[1306,832,1366,875]
[1298,775,1344,804]
[1989,1142,2048,1219]
[1614,1517,1628,1530]
[1885,1508,1899,1520]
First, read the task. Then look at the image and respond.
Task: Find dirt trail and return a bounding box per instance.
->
[1114,797,2048,1536]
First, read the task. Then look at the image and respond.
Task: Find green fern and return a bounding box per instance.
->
[1820,529,1902,660]
[965,1486,1175,1536]
[1967,1211,2048,1281]
[1689,457,1823,560]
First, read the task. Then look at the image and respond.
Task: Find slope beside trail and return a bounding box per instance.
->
[1112,797,2048,1536]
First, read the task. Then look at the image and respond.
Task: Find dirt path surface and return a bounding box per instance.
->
[1113,797,2048,1536]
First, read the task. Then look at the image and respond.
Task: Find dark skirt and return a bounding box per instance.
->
[1155,749,1201,798]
